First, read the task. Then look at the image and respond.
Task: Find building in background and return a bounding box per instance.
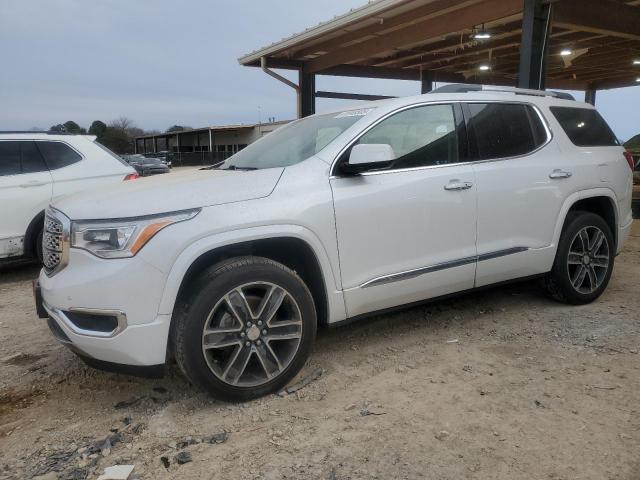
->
[134,120,289,165]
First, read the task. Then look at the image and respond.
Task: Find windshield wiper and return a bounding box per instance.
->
[222,165,258,171]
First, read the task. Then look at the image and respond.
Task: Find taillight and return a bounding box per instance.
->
[624,151,635,171]
[123,173,139,181]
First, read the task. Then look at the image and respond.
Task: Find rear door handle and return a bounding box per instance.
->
[19,181,47,188]
[444,180,473,191]
[549,169,572,179]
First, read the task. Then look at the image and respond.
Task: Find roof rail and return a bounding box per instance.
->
[0,130,78,135]
[430,84,575,101]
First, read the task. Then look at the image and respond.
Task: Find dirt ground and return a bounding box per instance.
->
[1,223,639,480]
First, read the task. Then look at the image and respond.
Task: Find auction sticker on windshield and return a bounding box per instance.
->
[334,108,374,118]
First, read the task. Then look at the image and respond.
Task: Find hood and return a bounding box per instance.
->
[52,167,284,220]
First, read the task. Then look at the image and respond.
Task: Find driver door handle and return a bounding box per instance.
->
[444,180,473,191]
[549,169,572,179]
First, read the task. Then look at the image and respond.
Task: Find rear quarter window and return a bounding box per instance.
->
[37,141,82,170]
[549,107,619,147]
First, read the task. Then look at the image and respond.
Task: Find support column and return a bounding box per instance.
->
[134,139,138,154]
[153,136,157,153]
[420,70,434,94]
[208,129,213,153]
[585,89,597,105]
[298,69,315,118]
[518,0,551,90]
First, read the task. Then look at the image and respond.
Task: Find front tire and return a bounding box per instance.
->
[545,212,614,304]
[35,227,43,263]
[173,256,317,402]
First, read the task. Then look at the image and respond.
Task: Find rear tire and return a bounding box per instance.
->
[544,211,614,304]
[172,256,317,402]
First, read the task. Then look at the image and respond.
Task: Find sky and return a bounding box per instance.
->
[0,0,638,141]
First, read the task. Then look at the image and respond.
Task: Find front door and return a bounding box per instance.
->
[330,103,478,317]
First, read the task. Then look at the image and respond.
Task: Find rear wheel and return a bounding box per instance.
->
[173,256,317,402]
[545,212,614,304]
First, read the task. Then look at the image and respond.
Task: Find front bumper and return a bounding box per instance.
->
[37,248,172,366]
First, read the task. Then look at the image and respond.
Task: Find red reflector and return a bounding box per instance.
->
[623,151,635,171]
[123,173,139,181]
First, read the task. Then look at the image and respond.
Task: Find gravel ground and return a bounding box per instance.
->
[0,222,639,480]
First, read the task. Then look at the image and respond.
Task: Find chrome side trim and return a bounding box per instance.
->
[361,256,477,288]
[360,247,529,288]
[43,302,128,338]
[477,247,529,262]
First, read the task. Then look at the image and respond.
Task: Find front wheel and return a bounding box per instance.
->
[545,212,615,304]
[173,257,317,402]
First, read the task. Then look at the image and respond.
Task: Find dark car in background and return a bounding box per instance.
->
[122,155,170,177]
[144,151,172,168]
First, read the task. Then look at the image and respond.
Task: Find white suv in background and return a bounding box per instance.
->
[36,86,634,402]
[0,133,136,261]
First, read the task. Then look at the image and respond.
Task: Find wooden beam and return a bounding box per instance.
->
[306,0,524,73]
[395,29,585,70]
[292,0,481,58]
[315,91,396,101]
[553,0,640,41]
[318,64,422,80]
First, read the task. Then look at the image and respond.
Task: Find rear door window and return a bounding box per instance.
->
[37,141,82,170]
[0,141,22,176]
[466,103,547,160]
[20,142,49,174]
[549,107,619,147]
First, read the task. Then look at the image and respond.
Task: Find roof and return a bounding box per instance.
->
[239,0,640,91]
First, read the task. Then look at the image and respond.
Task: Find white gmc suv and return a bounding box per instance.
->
[36,86,634,401]
[0,132,136,261]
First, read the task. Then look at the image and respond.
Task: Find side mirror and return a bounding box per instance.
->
[341,143,395,174]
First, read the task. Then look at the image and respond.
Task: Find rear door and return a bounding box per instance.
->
[465,102,572,286]
[0,141,52,258]
[330,103,478,317]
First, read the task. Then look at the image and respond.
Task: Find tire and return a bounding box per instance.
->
[35,227,43,263]
[545,211,615,304]
[172,256,317,402]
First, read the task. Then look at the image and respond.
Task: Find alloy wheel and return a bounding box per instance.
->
[201,282,303,387]
[566,226,610,294]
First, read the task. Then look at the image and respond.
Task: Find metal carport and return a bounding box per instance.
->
[239,0,640,117]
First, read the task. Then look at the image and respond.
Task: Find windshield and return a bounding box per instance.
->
[224,109,374,170]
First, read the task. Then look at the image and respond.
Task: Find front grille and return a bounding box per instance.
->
[43,211,68,275]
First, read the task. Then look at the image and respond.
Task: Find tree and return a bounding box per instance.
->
[98,117,140,154]
[63,121,82,134]
[49,124,66,132]
[625,134,640,150]
[166,125,191,133]
[88,120,107,139]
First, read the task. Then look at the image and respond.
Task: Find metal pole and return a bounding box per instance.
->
[299,69,316,118]
[420,70,433,94]
[518,0,551,90]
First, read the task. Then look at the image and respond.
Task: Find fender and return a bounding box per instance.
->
[156,223,347,323]
[551,187,618,248]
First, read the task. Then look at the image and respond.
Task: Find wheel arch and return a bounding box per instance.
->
[24,210,45,258]
[553,189,618,250]
[158,226,345,332]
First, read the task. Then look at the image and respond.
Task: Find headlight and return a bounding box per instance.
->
[71,208,200,258]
